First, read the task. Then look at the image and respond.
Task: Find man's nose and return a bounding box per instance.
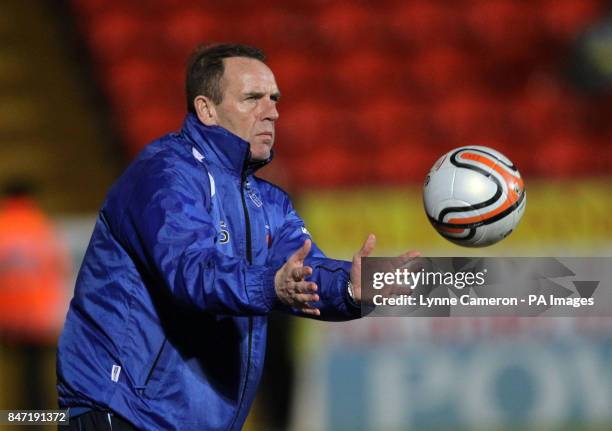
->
[263,100,279,121]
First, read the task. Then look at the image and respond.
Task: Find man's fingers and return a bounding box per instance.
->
[289,239,312,264]
[356,233,376,258]
[400,250,421,258]
[300,307,320,316]
[391,250,423,269]
[294,292,319,303]
[393,250,421,264]
[293,281,317,294]
[387,283,414,297]
[291,266,313,282]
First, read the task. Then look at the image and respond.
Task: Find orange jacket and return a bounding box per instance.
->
[0,197,70,343]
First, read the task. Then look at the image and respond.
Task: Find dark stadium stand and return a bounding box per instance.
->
[70,0,612,187]
[0,0,122,212]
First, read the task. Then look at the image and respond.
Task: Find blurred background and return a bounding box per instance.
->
[1,0,612,430]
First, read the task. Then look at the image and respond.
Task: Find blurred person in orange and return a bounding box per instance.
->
[0,180,71,409]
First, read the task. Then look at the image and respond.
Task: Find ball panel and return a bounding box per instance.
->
[428,198,484,246]
[423,167,455,217]
[451,168,499,209]
[473,206,517,247]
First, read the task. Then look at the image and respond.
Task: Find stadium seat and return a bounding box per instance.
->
[86,8,150,65]
[104,59,167,111]
[266,53,328,102]
[465,0,540,65]
[315,3,383,52]
[70,0,612,183]
[540,0,604,41]
[357,98,427,146]
[508,80,582,141]
[276,102,358,156]
[376,144,436,183]
[121,105,183,156]
[408,46,476,99]
[70,0,116,19]
[331,51,404,103]
[535,133,594,176]
[233,9,316,51]
[388,1,461,49]
[161,7,229,58]
[431,92,502,144]
[291,146,363,187]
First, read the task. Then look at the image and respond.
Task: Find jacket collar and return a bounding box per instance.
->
[181,113,273,177]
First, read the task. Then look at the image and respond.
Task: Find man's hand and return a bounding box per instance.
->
[350,234,421,304]
[274,239,320,316]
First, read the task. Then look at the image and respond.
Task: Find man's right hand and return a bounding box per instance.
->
[274,239,320,316]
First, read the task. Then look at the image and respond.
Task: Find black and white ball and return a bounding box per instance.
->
[423,146,527,247]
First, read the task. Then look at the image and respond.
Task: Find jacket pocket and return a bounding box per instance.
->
[136,337,168,398]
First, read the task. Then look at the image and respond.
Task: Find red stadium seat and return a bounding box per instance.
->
[291,146,363,187]
[276,102,358,156]
[104,59,167,111]
[376,144,436,184]
[509,79,583,142]
[70,0,612,182]
[388,2,462,48]
[540,0,604,41]
[431,92,502,144]
[331,51,404,103]
[161,7,229,58]
[121,105,183,156]
[266,53,329,103]
[535,133,595,177]
[465,0,540,65]
[71,0,112,18]
[315,3,383,52]
[87,8,151,65]
[233,9,316,51]
[408,46,476,98]
[357,98,427,147]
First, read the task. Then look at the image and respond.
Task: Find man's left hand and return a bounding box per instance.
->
[350,234,421,304]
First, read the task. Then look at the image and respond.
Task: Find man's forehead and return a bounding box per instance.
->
[222,57,278,92]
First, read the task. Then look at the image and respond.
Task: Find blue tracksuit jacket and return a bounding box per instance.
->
[56,113,360,430]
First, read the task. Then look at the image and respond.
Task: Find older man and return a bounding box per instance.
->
[57,44,396,430]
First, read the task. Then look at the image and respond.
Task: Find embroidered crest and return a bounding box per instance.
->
[219,221,230,244]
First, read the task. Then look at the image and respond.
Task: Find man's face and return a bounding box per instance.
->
[213,57,280,161]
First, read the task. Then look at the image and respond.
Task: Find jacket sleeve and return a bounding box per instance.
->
[117,167,279,315]
[268,198,361,321]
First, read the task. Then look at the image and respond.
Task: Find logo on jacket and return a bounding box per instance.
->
[219,221,230,244]
[248,190,263,208]
[111,365,121,382]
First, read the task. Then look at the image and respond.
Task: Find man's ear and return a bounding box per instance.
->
[194,96,218,126]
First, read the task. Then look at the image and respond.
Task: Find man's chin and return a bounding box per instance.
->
[251,151,271,162]
[250,141,273,161]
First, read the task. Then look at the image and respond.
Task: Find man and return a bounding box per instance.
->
[57,44,413,430]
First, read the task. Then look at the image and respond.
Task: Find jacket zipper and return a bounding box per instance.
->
[229,167,254,430]
[241,178,253,265]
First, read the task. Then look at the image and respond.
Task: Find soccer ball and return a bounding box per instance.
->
[423,146,526,247]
